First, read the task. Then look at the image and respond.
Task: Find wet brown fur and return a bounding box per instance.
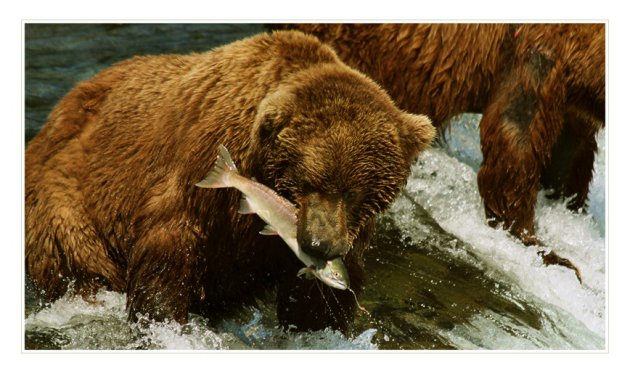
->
[275,23,605,248]
[25,30,435,332]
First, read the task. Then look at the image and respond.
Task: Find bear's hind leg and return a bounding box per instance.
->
[541,108,600,212]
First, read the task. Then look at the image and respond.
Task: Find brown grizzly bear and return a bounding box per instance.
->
[275,24,605,259]
[25,30,435,332]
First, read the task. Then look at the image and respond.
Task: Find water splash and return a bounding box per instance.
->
[24,288,378,350]
[399,115,606,344]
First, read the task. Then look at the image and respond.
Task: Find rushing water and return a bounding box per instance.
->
[23,24,606,351]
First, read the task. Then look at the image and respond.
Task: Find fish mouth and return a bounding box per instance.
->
[325,280,348,290]
[296,192,351,260]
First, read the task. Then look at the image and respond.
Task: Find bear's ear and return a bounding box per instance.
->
[397,112,436,163]
[256,111,287,145]
[252,88,294,145]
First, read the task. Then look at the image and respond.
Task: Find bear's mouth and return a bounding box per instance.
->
[296,192,350,260]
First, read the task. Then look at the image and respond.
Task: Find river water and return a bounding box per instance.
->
[23,23,606,351]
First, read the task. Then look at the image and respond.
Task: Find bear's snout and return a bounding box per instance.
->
[297,192,350,261]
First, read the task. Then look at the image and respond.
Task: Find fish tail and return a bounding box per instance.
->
[195,144,239,188]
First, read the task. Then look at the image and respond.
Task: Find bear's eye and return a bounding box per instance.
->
[343,191,356,201]
[301,182,316,194]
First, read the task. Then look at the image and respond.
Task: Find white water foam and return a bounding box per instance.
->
[24,288,377,350]
[396,116,606,345]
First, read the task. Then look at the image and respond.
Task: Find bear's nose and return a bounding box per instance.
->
[297,192,349,261]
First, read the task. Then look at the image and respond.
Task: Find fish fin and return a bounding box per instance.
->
[297,267,316,280]
[259,224,278,236]
[238,196,256,215]
[195,144,239,188]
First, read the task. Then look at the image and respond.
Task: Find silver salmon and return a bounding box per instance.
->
[195,144,350,290]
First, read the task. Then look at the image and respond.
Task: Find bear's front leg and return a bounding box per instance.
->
[126,222,199,324]
[477,84,544,245]
[477,57,583,282]
[477,48,566,245]
[476,122,540,246]
[477,105,582,283]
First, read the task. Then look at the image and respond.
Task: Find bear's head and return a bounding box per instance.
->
[251,64,435,261]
